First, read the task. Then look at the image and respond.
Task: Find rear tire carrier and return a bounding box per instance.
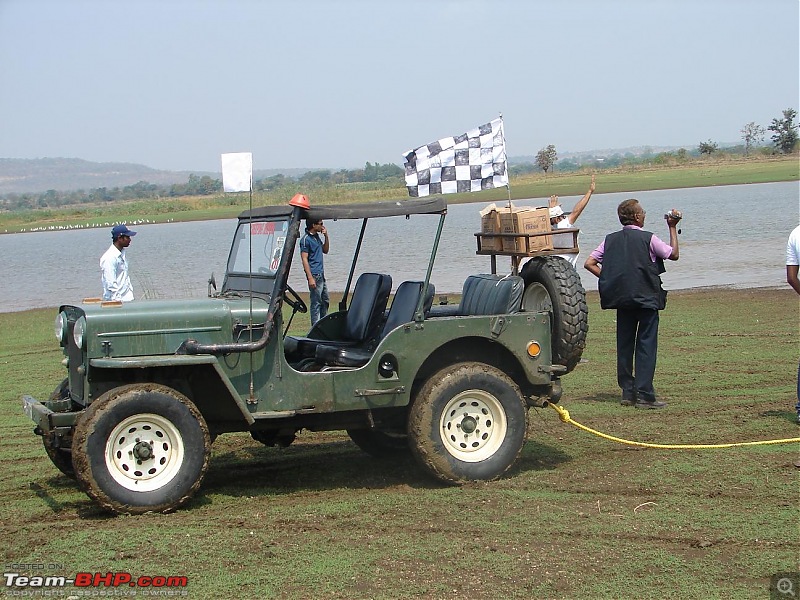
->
[520,256,588,374]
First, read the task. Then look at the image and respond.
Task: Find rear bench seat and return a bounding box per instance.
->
[430,274,524,317]
[458,274,524,315]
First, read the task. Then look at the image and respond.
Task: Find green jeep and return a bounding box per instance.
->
[22,195,587,514]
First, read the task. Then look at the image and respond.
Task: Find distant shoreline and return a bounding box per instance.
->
[1,156,797,235]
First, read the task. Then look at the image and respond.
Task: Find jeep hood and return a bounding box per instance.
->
[72,297,271,359]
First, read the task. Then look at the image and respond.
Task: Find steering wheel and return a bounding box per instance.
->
[283,284,308,314]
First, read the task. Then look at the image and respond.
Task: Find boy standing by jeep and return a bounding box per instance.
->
[300,218,330,325]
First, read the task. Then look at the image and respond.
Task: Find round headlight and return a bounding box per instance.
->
[73,316,87,349]
[54,312,68,344]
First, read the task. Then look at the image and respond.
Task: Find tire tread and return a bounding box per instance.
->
[520,257,588,373]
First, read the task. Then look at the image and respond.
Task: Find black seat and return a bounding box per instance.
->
[286,272,392,358]
[458,274,523,315]
[315,281,435,368]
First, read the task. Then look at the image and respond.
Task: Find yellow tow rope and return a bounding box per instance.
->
[547,402,800,449]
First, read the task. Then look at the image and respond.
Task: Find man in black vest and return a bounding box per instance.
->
[584,199,681,409]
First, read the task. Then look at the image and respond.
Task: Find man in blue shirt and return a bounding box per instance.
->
[300,218,330,325]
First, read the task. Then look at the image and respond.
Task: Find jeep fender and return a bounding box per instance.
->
[412,336,539,400]
[89,355,255,427]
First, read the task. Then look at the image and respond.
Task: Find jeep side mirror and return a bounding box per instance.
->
[208,273,217,297]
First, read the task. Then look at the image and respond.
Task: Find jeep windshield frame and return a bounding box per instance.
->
[222,215,291,298]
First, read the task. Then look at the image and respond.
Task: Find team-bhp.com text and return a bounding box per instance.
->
[4,572,188,591]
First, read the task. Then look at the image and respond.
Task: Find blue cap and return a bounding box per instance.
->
[111,224,137,240]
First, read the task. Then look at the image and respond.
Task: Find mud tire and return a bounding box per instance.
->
[408,362,526,484]
[42,436,75,479]
[42,378,76,478]
[72,384,210,515]
[250,430,296,448]
[347,429,409,458]
[520,256,588,374]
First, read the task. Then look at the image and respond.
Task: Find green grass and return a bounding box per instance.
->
[0,287,798,599]
[1,156,797,233]
[508,155,800,198]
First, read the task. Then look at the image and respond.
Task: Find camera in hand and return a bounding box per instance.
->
[664,209,682,221]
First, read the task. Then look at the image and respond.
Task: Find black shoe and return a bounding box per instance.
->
[635,398,667,409]
[620,397,636,406]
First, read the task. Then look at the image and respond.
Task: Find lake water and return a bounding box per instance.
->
[1,181,798,313]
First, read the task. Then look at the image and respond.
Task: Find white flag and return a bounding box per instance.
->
[402,118,508,198]
[221,152,253,193]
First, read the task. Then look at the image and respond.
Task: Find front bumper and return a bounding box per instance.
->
[22,395,80,434]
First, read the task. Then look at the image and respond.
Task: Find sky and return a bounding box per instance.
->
[1,0,798,173]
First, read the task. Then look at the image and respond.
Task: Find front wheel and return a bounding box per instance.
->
[72,384,211,515]
[42,378,76,478]
[42,434,75,479]
[408,363,527,484]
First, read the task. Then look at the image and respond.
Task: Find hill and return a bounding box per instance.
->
[0,158,312,195]
[0,145,753,196]
[0,158,196,195]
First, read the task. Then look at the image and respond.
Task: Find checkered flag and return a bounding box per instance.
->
[403,118,508,198]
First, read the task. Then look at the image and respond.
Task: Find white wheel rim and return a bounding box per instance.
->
[105,413,185,492]
[522,282,552,313]
[439,389,508,462]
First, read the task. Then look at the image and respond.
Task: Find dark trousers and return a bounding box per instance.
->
[796,361,800,418]
[616,308,660,402]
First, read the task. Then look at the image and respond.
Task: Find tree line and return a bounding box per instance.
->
[0,162,404,211]
[528,107,798,174]
[3,108,796,211]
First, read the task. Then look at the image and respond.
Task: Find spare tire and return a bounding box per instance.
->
[519,256,588,374]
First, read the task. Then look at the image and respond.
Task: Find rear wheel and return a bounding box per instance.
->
[347,429,409,458]
[250,430,296,448]
[520,256,588,374]
[72,384,210,515]
[408,362,527,484]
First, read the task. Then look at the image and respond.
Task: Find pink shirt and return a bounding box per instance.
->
[589,225,674,263]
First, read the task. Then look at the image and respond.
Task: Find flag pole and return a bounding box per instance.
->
[247,177,255,403]
[500,113,512,210]
[220,152,257,402]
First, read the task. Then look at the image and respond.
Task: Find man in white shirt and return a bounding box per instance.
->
[786,225,800,429]
[100,224,137,301]
[786,225,800,294]
[549,174,596,266]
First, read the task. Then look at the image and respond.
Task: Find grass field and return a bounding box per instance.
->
[1,287,798,599]
[1,155,797,233]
